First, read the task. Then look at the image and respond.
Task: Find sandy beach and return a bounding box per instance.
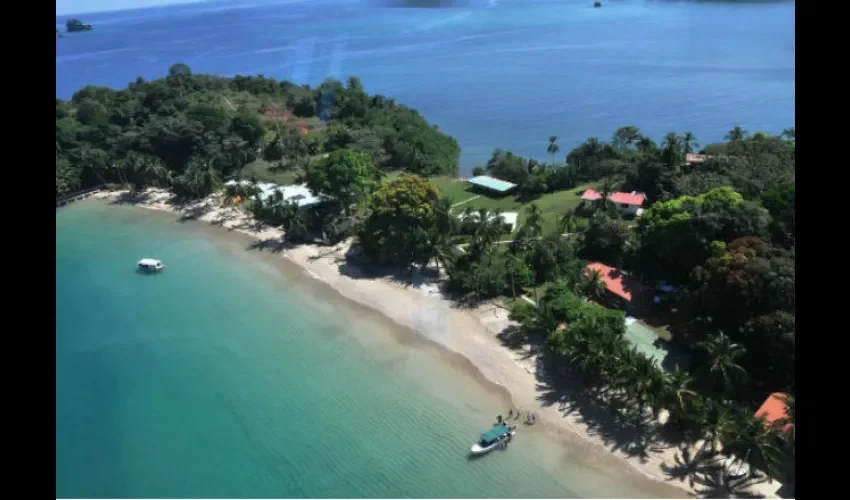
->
[89,188,782,499]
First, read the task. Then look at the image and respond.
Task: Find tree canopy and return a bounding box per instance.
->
[305,149,377,215]
[633,187,770,284]
[55,65,460,198]
[358,174,445,266]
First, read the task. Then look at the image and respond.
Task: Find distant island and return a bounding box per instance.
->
[66,19,93,33]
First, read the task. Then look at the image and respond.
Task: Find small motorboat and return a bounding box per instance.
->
[138,258,164,272]
[470,424,516,455]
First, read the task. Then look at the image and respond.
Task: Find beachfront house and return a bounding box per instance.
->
[457,211,519,233]
[466,175,518,197]
[226,181,325,209]
[580,189,647,217]
[585,262,650,310]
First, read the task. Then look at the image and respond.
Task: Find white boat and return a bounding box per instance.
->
[138,258,164,272]
[470,424,516,455]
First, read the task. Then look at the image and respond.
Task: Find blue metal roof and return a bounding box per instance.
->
[480,424,510,442]
[468,175,517,192]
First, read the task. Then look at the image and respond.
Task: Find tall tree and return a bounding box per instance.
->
[177,157,223,199]
[579,269,607,301]
[305,149,378,216]
[558,211,576,235]
[547,136,560,164]
[725,125,749,142]
[681,132,699,154]
[661,132,683,167]
[358,174,442,266]
[697,331,748,396]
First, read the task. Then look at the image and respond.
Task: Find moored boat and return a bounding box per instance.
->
[138,258,164,272]
[470,424,515,455]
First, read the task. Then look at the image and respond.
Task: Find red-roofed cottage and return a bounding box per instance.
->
[581,189,648,216]
[585,262,650,309]
[755,392,792,433]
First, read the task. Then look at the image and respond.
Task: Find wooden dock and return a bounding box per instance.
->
[56,186,104,208]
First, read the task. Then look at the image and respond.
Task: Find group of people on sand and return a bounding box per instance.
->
[496,408,537,426]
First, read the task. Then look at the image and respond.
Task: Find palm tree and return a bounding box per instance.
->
[697,331,748,395]
[635,136,653,154]
[695,399,734,460]
[661,132,682,166]
[468,209,502,258]
[725,414,784,481]
[558,211,575,235]
[223,180,252,206]
[128,155,169,188]
[505,253,525,299]
[725,125,749,142]
[280,200,309,241]
[599,177,617,212]
[579,269,607,301]
[583,137,602,160]
[521,203,543,239]
[430,235,458,278]
[180,157,224,199]
[434,196,457,237]
[662,369,698,413]
[109,162,128,186]
[547,136,560,164]
[680,132,699,154]
[74,144,108,186]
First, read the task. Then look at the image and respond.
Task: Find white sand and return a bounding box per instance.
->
[90,188,783,499]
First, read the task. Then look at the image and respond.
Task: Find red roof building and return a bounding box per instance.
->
[585,262,649,303]
[581,189,647,207]
[755,392,792,432]
[581,189,603,201]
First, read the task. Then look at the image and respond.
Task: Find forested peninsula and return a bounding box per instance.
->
[57,64,795,496]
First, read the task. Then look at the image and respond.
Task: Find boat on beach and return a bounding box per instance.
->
[137,258,164,272]
[470,423,515,455]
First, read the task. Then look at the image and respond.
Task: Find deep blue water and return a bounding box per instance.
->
[56,0,795,173]
[57,202,687,498]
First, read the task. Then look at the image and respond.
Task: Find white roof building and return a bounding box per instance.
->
[226,181,324,208]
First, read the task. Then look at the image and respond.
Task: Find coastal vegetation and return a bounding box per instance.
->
[55,63,460,198]
[57,66,794,494]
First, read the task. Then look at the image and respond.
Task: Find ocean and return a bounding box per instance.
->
[56,202,685,497]
[55,0,795,174]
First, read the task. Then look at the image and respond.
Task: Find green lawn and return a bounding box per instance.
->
[429,176,600,234]
[240,166,596,236]
[241,159,302,185]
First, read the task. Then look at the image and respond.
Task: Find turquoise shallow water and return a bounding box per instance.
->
[56,0,795,173]
[56,202,684,498]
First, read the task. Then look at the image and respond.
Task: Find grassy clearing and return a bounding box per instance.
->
[241,159,302,185]
[240,167,597,236]
[429,176,600,234]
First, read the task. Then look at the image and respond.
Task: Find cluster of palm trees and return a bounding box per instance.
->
[240,183,311,241]
[443,202,589,304]
[517,287,794,482]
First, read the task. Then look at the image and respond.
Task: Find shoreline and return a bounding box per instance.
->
[86,188,777,499]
